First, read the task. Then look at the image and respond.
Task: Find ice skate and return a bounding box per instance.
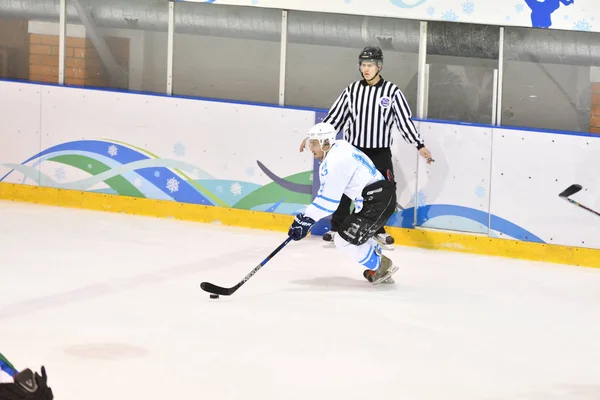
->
[363,254,398,285]
[363,269,395,284]
[322,230,336,248]
[374,232,395,251]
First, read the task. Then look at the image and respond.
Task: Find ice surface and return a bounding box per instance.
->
[2,200,600,400]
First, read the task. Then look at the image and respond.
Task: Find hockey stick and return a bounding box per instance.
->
[558,184,600,217]
[559,184,582,199]
[200,236,293,296]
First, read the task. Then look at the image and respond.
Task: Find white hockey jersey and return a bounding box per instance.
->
[304,140,384,222]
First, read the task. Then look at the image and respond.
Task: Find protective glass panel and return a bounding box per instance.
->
[285,10,419,112]
[425,22,500,124]
[66,0,169,93]
[173,2,282,104]
[501,27,598,133]
[0,1,60,82]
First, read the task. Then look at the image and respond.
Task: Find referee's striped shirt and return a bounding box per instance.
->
[323,78,425,150]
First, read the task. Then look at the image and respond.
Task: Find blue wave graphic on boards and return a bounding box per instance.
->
[386,204,544,243]
[0,140,214,206]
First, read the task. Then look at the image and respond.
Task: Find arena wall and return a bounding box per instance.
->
[1,79,598,268]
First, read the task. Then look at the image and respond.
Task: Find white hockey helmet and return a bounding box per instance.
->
[307,122,337,150]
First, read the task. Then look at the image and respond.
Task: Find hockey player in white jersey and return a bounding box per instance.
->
[288,122,399,285]
[0,353,54,399]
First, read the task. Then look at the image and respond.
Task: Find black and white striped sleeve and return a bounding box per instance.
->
[323,88,350,133]
[392,90,425,150]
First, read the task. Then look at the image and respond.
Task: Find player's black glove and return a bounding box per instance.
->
[288,213,315,241]
[0,366,54,400]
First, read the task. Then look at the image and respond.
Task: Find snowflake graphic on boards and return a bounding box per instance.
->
[54,167,66,182]
[154,171,160,178]
[173,142,186,158]
[515,4,524,13]
[230,182,243,196]
[462,1,475,15]
[475,186,486,198]
[216,186,224,193]
[87,164,92,170]
[166,177,179,193]
[573,19,592,31]
[410,191,428,208]
[309,173,314,183]
[108,145,118,157]
[441,10,459,21]
[427,6,435,16]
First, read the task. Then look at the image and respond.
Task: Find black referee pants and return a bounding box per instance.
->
[330,147,395,234]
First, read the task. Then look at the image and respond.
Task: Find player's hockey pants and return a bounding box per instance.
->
[333,179,397,270]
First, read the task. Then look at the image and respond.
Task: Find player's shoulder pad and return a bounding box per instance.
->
[329,141,356,165]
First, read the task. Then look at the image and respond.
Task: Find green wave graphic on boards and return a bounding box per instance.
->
[48,154,145,197]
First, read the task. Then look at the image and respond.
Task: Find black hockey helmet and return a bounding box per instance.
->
[358,46,383,64]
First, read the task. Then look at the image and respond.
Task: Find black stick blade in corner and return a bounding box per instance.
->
[559,184,582,198]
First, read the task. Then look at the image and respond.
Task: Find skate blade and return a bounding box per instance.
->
[322,241,335,248]
[371,265,399,285]
[364,275,394,284]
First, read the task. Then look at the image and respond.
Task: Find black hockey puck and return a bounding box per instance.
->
[209,294,219,299]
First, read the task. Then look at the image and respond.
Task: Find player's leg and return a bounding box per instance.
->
[365,147,396,246]
[333,180,398,284]
[323,194,352,243]
[334,226,397,284]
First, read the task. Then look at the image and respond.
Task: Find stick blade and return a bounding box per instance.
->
[559,184,582,198]
[200,282,233,296]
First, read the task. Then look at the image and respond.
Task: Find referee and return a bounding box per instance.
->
[302,46,433,246]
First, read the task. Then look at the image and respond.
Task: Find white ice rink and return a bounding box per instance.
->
[2,200,600,400]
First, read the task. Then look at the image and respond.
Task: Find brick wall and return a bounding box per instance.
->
[591,83,600,134]
[29,33,129,88]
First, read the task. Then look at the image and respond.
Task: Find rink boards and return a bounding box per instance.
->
[0,79,599,267]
